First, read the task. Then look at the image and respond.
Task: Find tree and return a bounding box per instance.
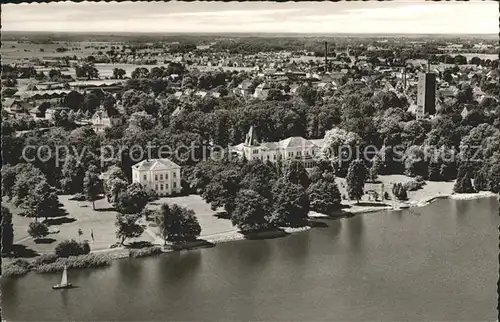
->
[369,155,382,183]
[1,206,14,255]
[112,68,126,79]
[115,183,149,214]
[453,163,476,193]
[19,179,60,220]
[202,168,242,214]
[271,179,310,227]
[28,221,49,241]
[83,166,101,210]
[55,239,90,257]
[231,189,273,234]
[155,203,201,244]
[115,214,144,245]
[346,159,368,203]
[306,173,342,215]
[75,63,99,80]
[392,183,408,201]
[60,154,86,194]
[283,160,309,189]
[103,166,128,204]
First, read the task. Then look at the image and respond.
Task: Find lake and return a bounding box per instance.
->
[2,197,498,321]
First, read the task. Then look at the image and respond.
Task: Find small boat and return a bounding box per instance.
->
[52,265,72,289]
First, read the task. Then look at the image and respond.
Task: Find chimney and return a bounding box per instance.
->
[427,61,431,73]
[324,41,328,74]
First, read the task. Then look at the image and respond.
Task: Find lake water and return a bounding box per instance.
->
[2,197,498,321]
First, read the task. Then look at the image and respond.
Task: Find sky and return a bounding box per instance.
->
[2,0,498,34]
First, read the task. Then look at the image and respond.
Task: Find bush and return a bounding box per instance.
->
[28,221,49,240]
[69,193,86,201]
[146,188,159,202]
[415,176,425,183]
[2,262,30,277]
[403,180,425,192]
[55,240,91,257]
[392,183,408,201]
[35,254,111,273]
[32,254,58,266]
[129,247,162,258]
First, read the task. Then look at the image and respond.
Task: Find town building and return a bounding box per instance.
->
[231,126,323,169]
[131,158,182,196]
[416,72,437,119]
[90,106,122,133]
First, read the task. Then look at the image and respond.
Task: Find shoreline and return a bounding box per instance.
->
[3,192,496,277]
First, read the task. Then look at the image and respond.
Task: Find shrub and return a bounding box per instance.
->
[69,193,86,201]
[35,254,111,273]
[2,262,30,277]
[392,183,408,201]
[32,254,58,266]
[55,240,91,258]
[28,221,49,240]
[403,180,425,192]
[146,188,159,202]
[415,176,425,183]
[129,246,162,258]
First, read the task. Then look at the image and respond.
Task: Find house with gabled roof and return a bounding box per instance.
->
[132,158,182,196]
[90,106,122,134]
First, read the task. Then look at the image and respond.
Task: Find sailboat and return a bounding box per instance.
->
[52,265,72,289]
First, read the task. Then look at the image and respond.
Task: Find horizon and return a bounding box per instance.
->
[2,0,497,34]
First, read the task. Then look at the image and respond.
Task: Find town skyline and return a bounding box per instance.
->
[2,0,497,34]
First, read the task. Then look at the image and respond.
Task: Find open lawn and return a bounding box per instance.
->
[336,174,455,206]
[5,195,154,256]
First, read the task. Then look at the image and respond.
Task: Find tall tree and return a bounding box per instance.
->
[453,163,476,193]
[231,189,273,233]
[115,183,149,215]
[283,160,309,189]
[346,159,368,203]
[271,178,310,227]
[83,166,101,210]
[115,214,144,245]
[306,173,342,215]
[155,203,201,244]
[1,206,14,255]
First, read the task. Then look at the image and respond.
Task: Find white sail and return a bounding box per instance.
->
[61,266,68,286]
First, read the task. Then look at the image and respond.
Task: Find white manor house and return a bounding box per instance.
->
[232,126,324,169]
[132,158,182,196]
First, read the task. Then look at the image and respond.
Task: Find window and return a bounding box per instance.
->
[273,154,277,160]
[160,184,164,190]
[155,184,158,190]
[166,184,169,189]
[160,174,163,180]
[253,150,259,154]
[166,173,169,179]
[267,155,270,160]
[155,174,158,181]
[297,151,301,156]
[173,172,177,179]
[143,174,147,180]
[173,182,177,188]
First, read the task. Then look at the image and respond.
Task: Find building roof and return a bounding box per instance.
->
[132,158,181,171]
[278,136,315,149]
